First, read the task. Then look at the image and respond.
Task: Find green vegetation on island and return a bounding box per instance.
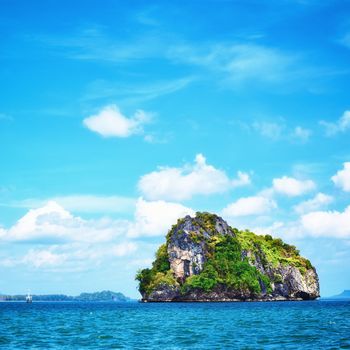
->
[181,235,272,294]
[136,212,319,301]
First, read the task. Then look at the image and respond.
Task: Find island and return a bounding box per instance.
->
[136,212,320,302]
[0,290,131,302]
[326,290,350,300]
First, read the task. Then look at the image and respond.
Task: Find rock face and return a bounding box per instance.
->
[168,215,232,282]
[136,213,320,302]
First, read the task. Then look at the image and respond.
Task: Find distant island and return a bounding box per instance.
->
[326,290,350,299]
[0,290,131,302]
[136,212,320,302]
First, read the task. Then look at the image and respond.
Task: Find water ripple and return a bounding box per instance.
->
[0,300,349,349]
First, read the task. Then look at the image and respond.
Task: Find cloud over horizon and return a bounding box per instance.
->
[222,196,277,217]
[127,198,194,238]
[293,192,333,214]
[272,176,316,197]
[0,198,194,269]
[320,110,350,136]
[331,162,350,192]
[0,201,126,244]
[138,154,251,201]
[300,206,350,238]
[11,195,136,214]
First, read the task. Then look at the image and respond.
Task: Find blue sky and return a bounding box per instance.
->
[1,0,350,298]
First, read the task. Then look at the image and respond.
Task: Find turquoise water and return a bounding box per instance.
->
[0,300,349,349]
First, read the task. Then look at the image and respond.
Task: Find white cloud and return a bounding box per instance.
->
[252,121,283,140]
[5,241,138,270]
[112,242,138,257]
[168,43,296,84]
[128,198,194,237]
[273,176,316,197]
[224,45,294,83]
[250,221,285,237]
[83,104,152,138]
[61,241,138,262]
[0,258,17,268]
[331,162,350,192]
[0,227,6,239]
[255,205,350,240]
[320,110,350,136]
[231,171,251,187]
[291,126,312,142]
[138,154,251,201]
[0,200,168,271]
[13,195,135,214]
[35,29,297,86]
[82,77,193,104]
[245,120,311,143]
[294,193,333,214]
[23,249,67,268]
[2,201,126,243]
[222,196,277,217]
[301,206,350,238]
[0,199,141,271]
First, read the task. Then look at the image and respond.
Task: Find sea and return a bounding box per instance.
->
[0,300,349,349]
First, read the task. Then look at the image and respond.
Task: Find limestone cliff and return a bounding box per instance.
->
[136,212,319,302]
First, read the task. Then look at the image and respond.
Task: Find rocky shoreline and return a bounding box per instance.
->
[141,297,311,302]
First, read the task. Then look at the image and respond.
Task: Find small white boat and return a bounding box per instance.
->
[26,292,32,303]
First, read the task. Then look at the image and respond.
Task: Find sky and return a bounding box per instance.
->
[1,0,350,299]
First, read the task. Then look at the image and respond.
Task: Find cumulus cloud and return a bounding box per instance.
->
[246,120,311,143]
[250,221,285,237]
[254,205,350,240]
[222,196,277,217]
[112,242,138,257]
[331,162,350,192]
[128,198,194,237]
[0,198,194,268]
[23,249,67,268]
[231,171,251,187]
[4,241,138,269]
[227,201,350,242]
[252,121,284,140]
[14,195,135,214]
[83,104,152,138]
[138,154,251,201]
[0,199,185,271]
[272,176,316,197]
[0,227,6,239]
[320,110,350,136]
[2,201,126,243]
[293,193,333,214]
[291,126,312,142]
[301,206,350,238]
